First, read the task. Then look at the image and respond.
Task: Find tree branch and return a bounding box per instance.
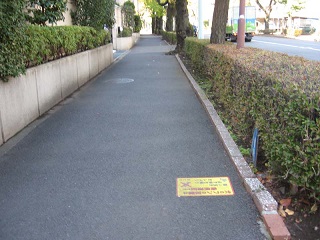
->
[156,0,169,7]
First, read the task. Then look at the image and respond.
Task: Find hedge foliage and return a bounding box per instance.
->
[1,25,110,81]
[0,1,27,81]
[25,25,110,68]
[118,27,133,38]
[161,31,177,45]
[184,37,320,200]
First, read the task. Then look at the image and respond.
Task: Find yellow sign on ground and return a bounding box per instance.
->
[176,177,234,197]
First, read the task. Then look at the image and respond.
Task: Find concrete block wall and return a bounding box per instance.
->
[0,69,39,142]
[0,44,113,146]
[115,34,140,51]
[76,51,90,87]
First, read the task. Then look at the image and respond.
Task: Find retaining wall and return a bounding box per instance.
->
[115,33,140,51]
[0,44,113,146]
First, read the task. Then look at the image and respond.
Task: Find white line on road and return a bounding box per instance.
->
[252,40,320,52]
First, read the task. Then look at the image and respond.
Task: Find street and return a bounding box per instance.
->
[249,35,320,61]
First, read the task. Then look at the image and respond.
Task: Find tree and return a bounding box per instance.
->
[72,0,115,30]
[256,0,305,31]
[122,1,135,29]
[278,0,305,28]
[210,0,230,44]
[165,1,176,32]
[143,0,166,34]
[255,0,276,31]
[134,15,142,33]
[169,0,189,53]
[26,0,67,26]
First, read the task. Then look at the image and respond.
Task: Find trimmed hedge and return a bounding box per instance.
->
[1,25,110,81]
[184,37,320,200]
[118,27,133,38]
[161,31,177,45]
[25,26,110,68]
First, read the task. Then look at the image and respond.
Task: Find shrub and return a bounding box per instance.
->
[184,37,320,200]
[122,1,135,29]
[134,15,142,33]
[1,25,109,80]
[161,31,177,45]
[24,25,109,68]
[118,27,132,38]
[286,28,302,37]
[0,1,27,81]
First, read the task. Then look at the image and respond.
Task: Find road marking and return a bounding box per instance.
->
[176,177,234,197]
[252,40,320,52]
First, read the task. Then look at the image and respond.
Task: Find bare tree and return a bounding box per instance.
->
[210,0,230,44]
[255,0,276,31]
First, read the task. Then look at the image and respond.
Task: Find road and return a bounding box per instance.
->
[248,35,320,61]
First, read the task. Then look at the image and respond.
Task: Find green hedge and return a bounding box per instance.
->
[185,37,320,200]
[161,31,177,45]
[0,1,27,81]
[25,25,110,68]
[1,25,110,81]
[118,27,133,38]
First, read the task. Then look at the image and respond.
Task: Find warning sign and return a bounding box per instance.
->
[176,177,234,197]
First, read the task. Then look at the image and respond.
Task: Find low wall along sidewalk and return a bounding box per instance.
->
[0,44,113,146]
[115,33,140,51]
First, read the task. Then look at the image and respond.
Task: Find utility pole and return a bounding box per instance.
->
[198,0,204,39]
[237,0,245,49]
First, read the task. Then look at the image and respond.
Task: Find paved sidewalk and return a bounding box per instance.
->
[0,36,267,239]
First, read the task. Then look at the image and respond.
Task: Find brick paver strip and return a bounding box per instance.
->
[262,214,291,240]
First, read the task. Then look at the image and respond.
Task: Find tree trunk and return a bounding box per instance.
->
[255,0,275,32]
[152,16,156,34]
[156,17,163,34]
[210,0,230,44]
[174,0,189,53]
[166,2,176,32]
[264,15,270,31]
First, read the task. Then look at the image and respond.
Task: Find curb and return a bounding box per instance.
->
[175,54,291,240]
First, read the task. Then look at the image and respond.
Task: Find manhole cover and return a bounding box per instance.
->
[107,78,134,84]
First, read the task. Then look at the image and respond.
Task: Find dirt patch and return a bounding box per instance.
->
[177,52,320,240]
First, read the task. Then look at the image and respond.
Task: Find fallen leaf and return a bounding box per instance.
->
[295,218,302,223]
[280,198,292,207]
[285,209,295,216]
[278,206,287,217]
[310,203,318,213]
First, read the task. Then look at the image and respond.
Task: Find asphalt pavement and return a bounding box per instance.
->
[0,35,267,240]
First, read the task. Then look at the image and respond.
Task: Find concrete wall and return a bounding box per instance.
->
[0,44,113,145]
[115,34,140,51]
[132,33,140,44]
